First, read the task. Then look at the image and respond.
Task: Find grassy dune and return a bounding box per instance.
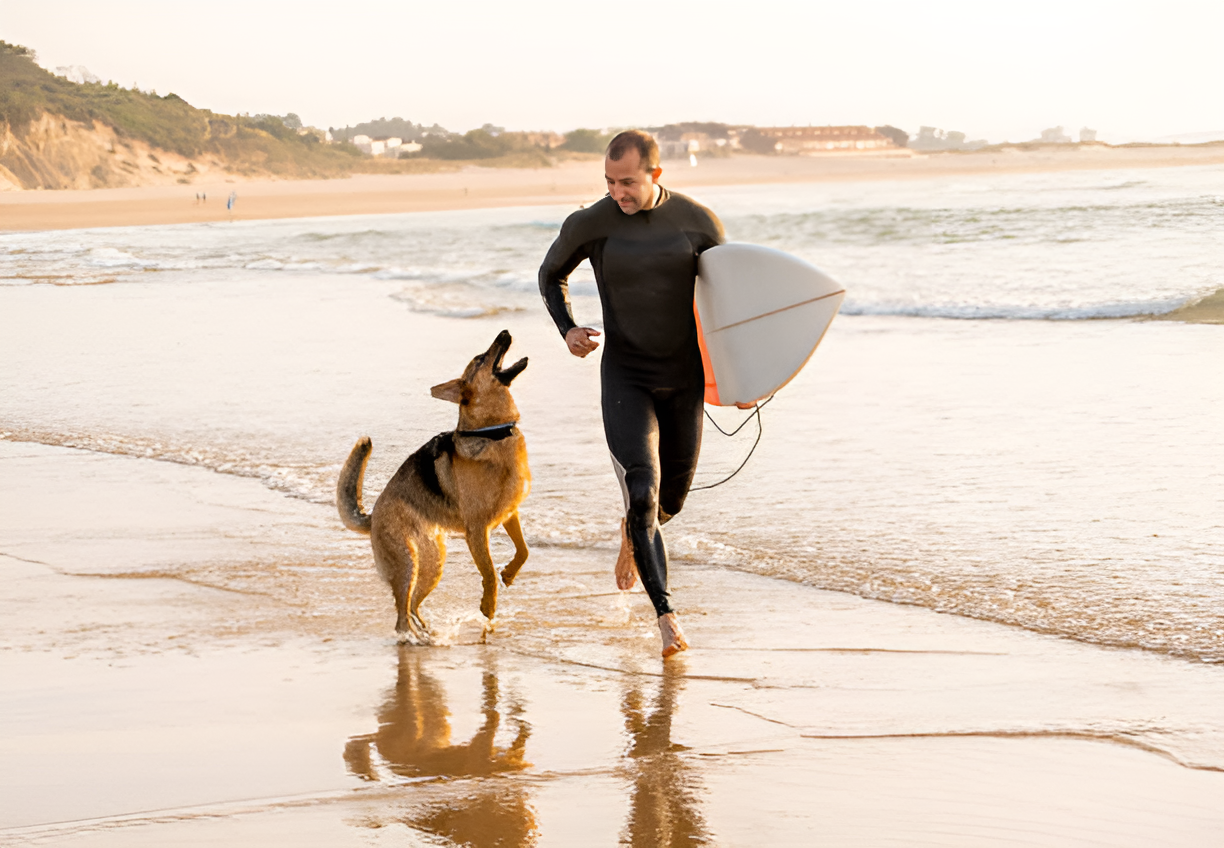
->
[0,41,373,187]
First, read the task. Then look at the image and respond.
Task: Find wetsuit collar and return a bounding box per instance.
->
[456,422,519,440]
[646,184,669,211]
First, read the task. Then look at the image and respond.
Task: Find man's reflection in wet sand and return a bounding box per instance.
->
[621,663,711,846]
[345,646,535,847]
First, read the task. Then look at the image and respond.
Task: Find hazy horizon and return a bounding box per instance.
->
[3,0,1222,144]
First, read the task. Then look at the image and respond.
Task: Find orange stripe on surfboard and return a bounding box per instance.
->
[694,303,721,406]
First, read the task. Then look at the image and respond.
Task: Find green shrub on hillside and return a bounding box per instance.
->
[417,129,556,162]
[331,116,444,143]
[560,128,613,154]
[0,41,363,176]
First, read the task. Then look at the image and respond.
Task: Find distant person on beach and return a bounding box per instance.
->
[539,130,724,657]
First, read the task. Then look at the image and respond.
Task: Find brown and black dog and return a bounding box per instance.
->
[336,330,530,640]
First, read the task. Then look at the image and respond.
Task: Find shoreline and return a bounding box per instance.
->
[3,145,1223,232]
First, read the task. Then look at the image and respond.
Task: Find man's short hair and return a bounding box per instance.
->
[606,130,660,171]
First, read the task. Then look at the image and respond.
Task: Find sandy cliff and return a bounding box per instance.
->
[0,112,228,191]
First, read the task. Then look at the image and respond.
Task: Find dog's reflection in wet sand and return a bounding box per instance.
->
[345,647,534,846]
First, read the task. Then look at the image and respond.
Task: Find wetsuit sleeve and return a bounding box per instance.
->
[691,206,726,253]
[538,216,590,338]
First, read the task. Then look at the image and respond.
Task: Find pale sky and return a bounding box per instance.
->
[3,0,1221,143]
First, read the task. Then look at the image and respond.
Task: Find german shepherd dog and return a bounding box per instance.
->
[336,330,530,641]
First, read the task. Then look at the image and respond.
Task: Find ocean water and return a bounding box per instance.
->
[2,164,1222,662]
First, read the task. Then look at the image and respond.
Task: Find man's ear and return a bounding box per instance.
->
[430,378,464,404]
[651,166,663,183]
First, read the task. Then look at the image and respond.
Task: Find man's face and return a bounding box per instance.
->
[605,150,662,215]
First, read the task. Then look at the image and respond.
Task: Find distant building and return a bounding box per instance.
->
[656,132,733,160]
[1039,126,1073,144]
[351,135,413,157]
[1079,127,1097,143]
[754,125,899,154]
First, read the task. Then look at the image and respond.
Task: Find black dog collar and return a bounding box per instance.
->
[456,422,518,441]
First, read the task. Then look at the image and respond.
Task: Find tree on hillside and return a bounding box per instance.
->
[653,122,732,141]
[417,129,546,160]
[330,117,442,142]
[739,129,779,155]
[560,128,612,153]
[874,125,909,147]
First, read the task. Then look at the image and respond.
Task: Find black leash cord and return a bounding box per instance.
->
[691,395,773,491]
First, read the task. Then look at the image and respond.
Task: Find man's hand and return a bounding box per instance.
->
[565,327,601,358]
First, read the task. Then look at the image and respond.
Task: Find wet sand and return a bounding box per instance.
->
[4,145,1224,232]
[1155,286,1224,324]
[3,440,1224,846]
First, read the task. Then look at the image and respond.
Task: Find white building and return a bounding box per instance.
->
[350,135,421,157]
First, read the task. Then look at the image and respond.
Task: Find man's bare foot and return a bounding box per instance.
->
[658,613,689,658]
[615,518,637,590]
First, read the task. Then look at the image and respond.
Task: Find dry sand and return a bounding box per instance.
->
[3,145,1224,232]
[2,440,1224,846]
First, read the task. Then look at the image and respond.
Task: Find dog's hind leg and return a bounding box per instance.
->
[409,529,445,634]
[499,511,529,587]
[465,526,500,621]
[371,524,420,639]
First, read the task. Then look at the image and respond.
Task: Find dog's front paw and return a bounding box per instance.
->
[500,554,528,587]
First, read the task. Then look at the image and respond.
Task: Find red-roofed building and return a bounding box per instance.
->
[756,125,900,154]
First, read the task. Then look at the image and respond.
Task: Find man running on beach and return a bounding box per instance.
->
[539,130,724,657]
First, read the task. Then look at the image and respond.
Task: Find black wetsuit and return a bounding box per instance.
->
[539,187,725,616]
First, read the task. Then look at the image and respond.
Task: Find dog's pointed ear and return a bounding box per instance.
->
[495,356,528,386]
[430,378,465,403]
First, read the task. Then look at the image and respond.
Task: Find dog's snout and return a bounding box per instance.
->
[486,330,514,368]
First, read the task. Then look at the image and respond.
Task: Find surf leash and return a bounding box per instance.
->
[691,395,774,491]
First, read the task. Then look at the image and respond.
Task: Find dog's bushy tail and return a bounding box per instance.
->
[337,436,374,534]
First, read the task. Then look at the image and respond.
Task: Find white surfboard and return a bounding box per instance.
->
[695,243,845,407]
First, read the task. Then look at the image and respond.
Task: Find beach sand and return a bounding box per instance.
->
[4,148,1224,846]
[1155,286,1224,324]
[4,145,1224,233]
[3,438,1224,846]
